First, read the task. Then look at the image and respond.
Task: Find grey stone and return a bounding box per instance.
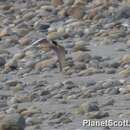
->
[116,5,130,19]
[0,57,6,67]
[0,113,25,130]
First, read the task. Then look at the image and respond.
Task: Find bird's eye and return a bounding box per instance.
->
[52,40,58,46]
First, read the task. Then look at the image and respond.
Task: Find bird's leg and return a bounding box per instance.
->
[56,59,62,72]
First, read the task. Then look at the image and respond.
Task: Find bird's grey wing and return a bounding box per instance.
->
[23,38,49,51]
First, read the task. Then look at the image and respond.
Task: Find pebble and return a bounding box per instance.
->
[26,117,42,126]
[86,79,96,87]
[81,102,99,112]
[5,80,22,87]
[101,99,115,107]
[0,113,25,130]
[74,101,99,115]
[119,85,130,94]
[35,58,56,70]
[102,79,122,89]
[0,57,6,67]
[119,68,130,77]
[67,6,84,19]
[19,37,30,46]
[47,31,67,40]
[71,51,91,62]
[74,62,86,70]
[86,111,109,119]
[51,0,63,7]
[116,5,130,19]
[4,59,17,72]
[121,54,130,65]
[104,87,120,95]
[78,67,98,76]
[0,1,130,130]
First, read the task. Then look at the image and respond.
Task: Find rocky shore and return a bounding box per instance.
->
[0,0,130,130]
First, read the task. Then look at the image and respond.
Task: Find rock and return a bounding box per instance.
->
[6,107,16,114]
[106,68,116,74]
[67,0,86,19]
[23,12,35,20]
[5,80,22,87]
[86,111,109,119]
[0,101,7,109]
[0,113,25,130]
[78,67,98,76]
[53,82,64,89]
[66,94,78,100]
[121,54,130,65]
[101,99,115,107]
[8,94,32,104]
[0,31,8,38]
[0,57,6,67]
[37,24,50,32]
[40,89,50,96]
[59,117,72,124]
[51,0,63,7]
[25,50,35,58]
[26,117,42,126]
[81,102,99,112]
[71,51,91,62]
[86,80,96,87]
[50,112,65,119]
[75,102,99,115]
[0,28,10,38]
[12,83,24,92]
[63,80,77,89]
[47,30,67,40]
[13,52,25,61]
[102,79,122,89]
[81,91,92,98]
[48,116,72,125]
[25,117,33,125]
[119,85,130,94]
[19,37,30,46]
[63,0,74,5]
[67,6,84,19]
[116,5,130,19]
[119,68,130,77]
[104,87,120,95]
[73,43,89,51]
[35,58,56,70]
[4,59,17,72]
[18,108,41,117]
[0,4,12,10]
[14,28,29,37]
[53,93,63,99]
[73,0,86,5]
[119,87,128,94]
[74,62,86,70]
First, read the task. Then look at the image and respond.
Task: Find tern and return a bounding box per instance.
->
[23,38,66,72]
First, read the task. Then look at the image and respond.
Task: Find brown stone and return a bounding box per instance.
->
[19,37,30,46]
[0,31,8,38]
[121,55,130,65]
[0,114,25,130]
[67,6,84,19]
[51,0,63,7]
[35,58,56,70]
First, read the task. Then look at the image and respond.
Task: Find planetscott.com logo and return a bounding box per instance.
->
[82,120,130,127]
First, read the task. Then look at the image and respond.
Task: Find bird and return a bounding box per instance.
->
[23,38,66,72]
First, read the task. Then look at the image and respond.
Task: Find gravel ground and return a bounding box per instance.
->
[1,0,130,130]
